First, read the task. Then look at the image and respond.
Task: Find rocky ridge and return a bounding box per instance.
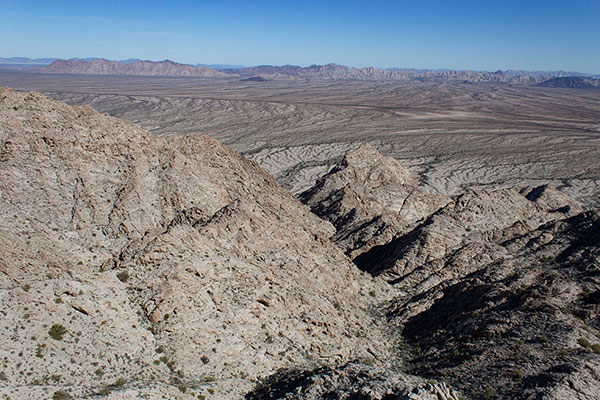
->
[39,59,228,77]
[245,361,461,400]
[224,63,549,84]
[0,87,398,399]
[300,144,600,399]
[300,144,450,259]
[537,76,600,89]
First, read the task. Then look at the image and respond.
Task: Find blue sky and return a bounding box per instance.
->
[1,0,599,73]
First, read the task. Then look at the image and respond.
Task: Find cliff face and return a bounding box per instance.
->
[0,88,393,399]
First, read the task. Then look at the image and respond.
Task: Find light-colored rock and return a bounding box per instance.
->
[245,361,463,400]
[0,87,393,399]
[300,143,450,259]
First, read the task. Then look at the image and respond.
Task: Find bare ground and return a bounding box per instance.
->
[1,71,599,205]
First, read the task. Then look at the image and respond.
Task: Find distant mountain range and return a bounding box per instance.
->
[537,76,600,89]
[3,57,599,85]
[38,58,228,77]
[0,57,144,65]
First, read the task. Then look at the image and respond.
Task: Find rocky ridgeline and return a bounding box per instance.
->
[33,59,561,84]
[301,144,600,399]
[40,59,228,77]
[0,88,404,399]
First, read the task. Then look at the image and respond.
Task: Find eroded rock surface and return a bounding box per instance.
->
[245,361,462,400]
[300,144,450,259]
[394,209,600,399]
[0,88,394,399]
[301,144,599,399]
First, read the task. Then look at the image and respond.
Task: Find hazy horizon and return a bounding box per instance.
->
[2,55,600,76]
[1,0,599,74]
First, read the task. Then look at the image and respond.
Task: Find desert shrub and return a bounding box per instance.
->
[49,324,67,340]
[52,391,72,400]
[592,344,600,354]
[116,271,129,283]
[578,338,591,349]
[512,368,524,380]
[484,386,497,399]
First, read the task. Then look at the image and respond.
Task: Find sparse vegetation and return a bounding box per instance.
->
[49,324,67,340]
[52,391,72,400]
[512,368,524,381]
[117,271,129,282]
[484,386,497,399]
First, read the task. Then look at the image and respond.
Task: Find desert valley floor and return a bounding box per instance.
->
[2,70,600,206]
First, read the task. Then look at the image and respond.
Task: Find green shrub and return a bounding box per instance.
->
[484,386,497,399]
[578,338,592,349]
[52,391,72,400]
[512,369,524,380]
[592,344,600,354]
[116,271,129,283]
[49,324,67,340]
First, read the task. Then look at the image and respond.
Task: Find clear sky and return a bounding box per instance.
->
[1,0,599,73]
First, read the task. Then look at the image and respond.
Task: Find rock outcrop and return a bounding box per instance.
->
[245,361,462,400]
[0,88,393,399]
[302,144,581,295]
[301,144,599,399]
[394,209,600,399]
[300,144,450,259]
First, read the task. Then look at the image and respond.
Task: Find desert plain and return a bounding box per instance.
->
[2,70,599,206]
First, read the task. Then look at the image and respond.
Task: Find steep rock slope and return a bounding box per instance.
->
[0,88,392,399]
[300,144,450,259]
[393,209,600,399]
[355,185,581,295]
[245,361,461,400]
[301,144,581,297]
[301,145,599,398]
